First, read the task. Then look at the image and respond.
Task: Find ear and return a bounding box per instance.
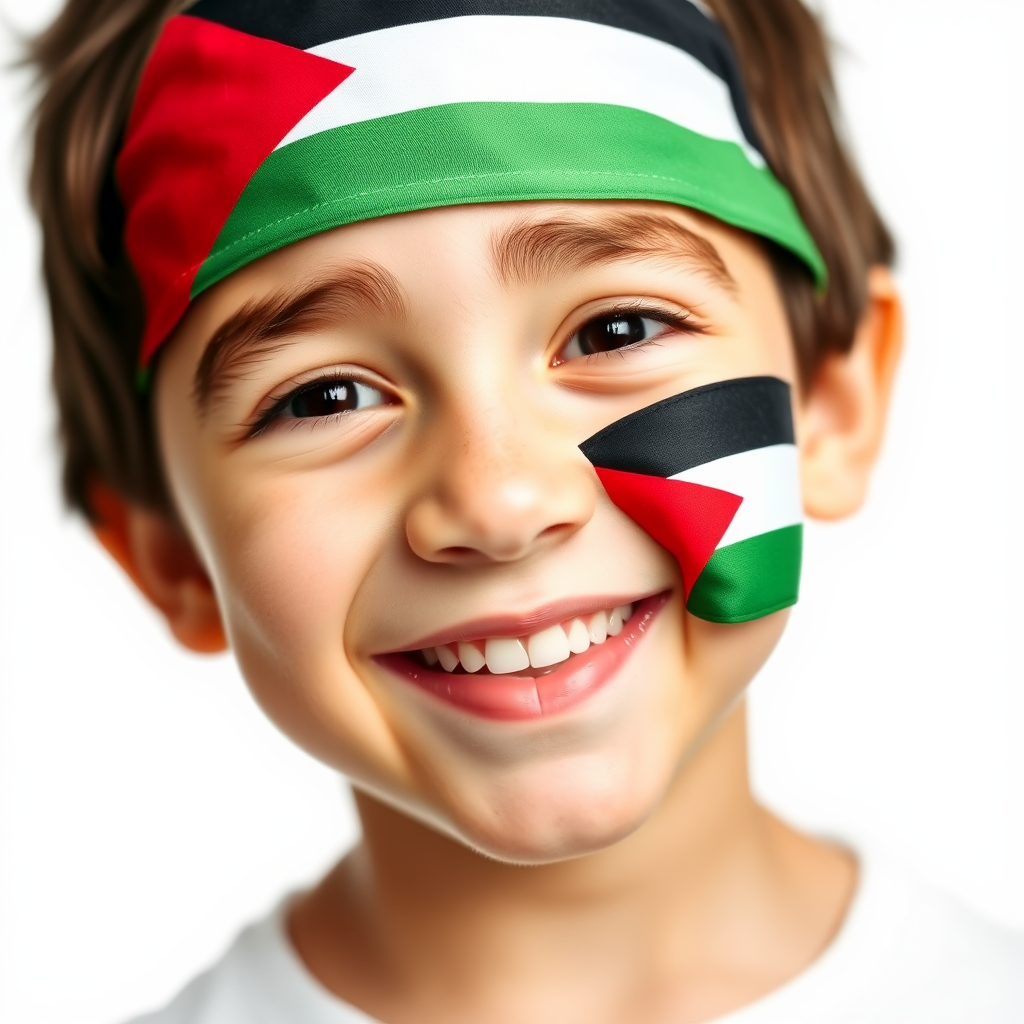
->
[88,482,228,653]
[799,266,904,520]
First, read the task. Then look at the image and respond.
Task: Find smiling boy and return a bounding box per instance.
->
[25,0,1024,1021]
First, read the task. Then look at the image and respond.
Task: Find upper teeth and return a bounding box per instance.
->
[422,604,635,675]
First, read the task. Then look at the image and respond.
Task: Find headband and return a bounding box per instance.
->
[118,0,825,370]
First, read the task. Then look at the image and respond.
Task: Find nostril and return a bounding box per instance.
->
[538,523,573,542]
[437,524,573,562]
[438,546,480,559]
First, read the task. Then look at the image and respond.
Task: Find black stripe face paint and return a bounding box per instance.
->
[579,377,795,479]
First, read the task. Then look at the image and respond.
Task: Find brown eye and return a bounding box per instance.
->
[560,312,676,362]
[279,379,386,420]
[578,313,648,353]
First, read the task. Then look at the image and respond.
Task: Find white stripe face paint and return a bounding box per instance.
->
[277,15,762,165]
[671,444,802,547]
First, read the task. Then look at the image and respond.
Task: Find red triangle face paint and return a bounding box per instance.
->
[594,467,742,599]
[118,15,354,364]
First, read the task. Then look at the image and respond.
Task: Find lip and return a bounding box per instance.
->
[394,590,666,651]
[376,592,669,721]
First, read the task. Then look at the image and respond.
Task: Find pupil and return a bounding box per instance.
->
[579,314,645,354]
[288,381,357,418]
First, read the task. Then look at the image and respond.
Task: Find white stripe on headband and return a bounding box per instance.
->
[278,15,761,166]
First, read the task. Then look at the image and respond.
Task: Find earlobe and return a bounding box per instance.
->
[89,481,228,654]
[799,266,904,520]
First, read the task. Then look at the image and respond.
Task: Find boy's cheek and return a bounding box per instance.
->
[175,459,418,780]
[684,610,791,703]
[213,486,383,663]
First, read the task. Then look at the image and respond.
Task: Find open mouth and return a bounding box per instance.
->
[376,592,669,721]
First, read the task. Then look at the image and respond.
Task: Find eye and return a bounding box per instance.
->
[558,310,683,363]
[254,376,390,434]
[280,378,385,419]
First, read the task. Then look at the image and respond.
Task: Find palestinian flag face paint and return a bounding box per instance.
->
[579,377,802,624]
[117,0,825,369]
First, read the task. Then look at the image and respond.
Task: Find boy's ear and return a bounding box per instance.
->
[88,482,228,654]
[799,266,904,520]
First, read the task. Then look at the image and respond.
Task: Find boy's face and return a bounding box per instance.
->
[155,200,802,862]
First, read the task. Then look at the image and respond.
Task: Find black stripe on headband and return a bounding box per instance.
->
[187,0,762,152]
[579,377,794,479]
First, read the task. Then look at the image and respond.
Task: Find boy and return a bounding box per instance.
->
[25,0,1024,1021]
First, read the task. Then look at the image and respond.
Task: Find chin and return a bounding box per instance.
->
[435,743,675,865]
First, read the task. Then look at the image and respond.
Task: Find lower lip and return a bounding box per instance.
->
[376,593,669,722]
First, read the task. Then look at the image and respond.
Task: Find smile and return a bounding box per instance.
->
[376,592,669,721]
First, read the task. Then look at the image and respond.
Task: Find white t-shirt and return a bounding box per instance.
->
[129,847,1024,1024]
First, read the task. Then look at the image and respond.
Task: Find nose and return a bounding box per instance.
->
[405,406,596,565]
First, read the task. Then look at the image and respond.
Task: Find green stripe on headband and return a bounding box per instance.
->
[194,102,824,298]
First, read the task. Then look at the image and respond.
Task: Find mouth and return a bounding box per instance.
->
[376,592,670,721]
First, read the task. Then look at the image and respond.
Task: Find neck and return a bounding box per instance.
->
[290,703,854,1024]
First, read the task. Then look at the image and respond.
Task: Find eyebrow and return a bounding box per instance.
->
[490,210,737,292]
[192,262,406,413]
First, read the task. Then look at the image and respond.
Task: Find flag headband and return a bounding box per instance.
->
[118,0,826,370]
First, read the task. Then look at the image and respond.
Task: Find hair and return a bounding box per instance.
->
[24,0,894,521]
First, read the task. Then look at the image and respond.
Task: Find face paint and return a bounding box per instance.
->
[117,0,824,373]
[579,377,802,623]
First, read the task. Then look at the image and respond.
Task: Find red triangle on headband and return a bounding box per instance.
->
[595,467,742,598]
[118,14,354,365]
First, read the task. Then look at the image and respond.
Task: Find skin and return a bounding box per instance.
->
[104,199,902,1023]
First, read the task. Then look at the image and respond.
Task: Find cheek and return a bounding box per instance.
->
[192,462,414,779]
[216,477,368,651]
[685,609,789,715]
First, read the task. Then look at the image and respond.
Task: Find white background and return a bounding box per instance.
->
[1,1,1022,1021]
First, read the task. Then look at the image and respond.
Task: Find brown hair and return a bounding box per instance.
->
[24,0,894,521]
